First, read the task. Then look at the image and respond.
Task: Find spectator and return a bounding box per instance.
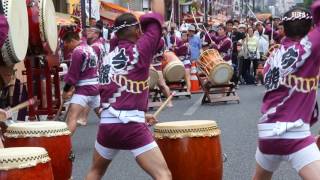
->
[188,25,201,62]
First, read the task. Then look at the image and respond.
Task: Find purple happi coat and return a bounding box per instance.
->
[204,33,216,45]
[64,39,99,96]
[152,38,165,71]
[99,13,163,112]
[174,40,191,68]
[0,15,8,48]
[259,1,320,155]
[91,37,106,69]
[212,35,232,62]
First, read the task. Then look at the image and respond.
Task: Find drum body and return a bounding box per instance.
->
[4,121,72,180]
[198,49,233,85]
[26,0,58,55]
[0,0,29,65]
[0,147,54,180]
[149,67,159,89]
[154,120,223,180]
[162,51,185,82]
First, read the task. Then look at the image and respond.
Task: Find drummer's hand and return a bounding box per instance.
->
[145,114,158,126]
[0,109,8,121]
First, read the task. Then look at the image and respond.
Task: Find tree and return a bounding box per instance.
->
[303,0,312,9]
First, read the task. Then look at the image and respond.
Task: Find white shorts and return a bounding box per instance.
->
[95,141,158,160]
[70,94,100,109]
[256,143,320,172]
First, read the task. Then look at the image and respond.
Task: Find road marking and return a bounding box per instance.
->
[183,96,202,116]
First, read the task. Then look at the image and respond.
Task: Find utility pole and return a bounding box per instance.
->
[89,0,91,19]
[204,0,208,23]
[252,0,255,12]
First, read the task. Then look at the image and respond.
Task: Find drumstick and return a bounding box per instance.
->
[153,92,176,118]
[0,98,35,121]
[202,24,214,44]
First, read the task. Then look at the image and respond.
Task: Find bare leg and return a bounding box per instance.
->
[299,160,320,180]
[252,163,273,180]
[85,149,112,180]
[157,71,173,107]
[66,103,86,135]
[77,106,90,126]
[185,68,191,93]
[136,147,172,180]
[0,135,3,148]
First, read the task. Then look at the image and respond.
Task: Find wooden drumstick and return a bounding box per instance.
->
[0,98,35,121]
[153,92,175,118]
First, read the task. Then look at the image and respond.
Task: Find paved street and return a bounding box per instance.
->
[72,85,320,180]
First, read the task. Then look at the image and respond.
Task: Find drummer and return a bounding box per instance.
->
[253,4,320,179]
[211,25,233,65]
[85,0,172,179]
[74,22,106,126]
[62,29,100,135]
[152,37,173,107]
[173,31,191,93]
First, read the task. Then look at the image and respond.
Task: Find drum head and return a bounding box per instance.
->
[1,0,29,65]
[149,68,159,89]
[5,121,70,138]
[154,120,221,139]
[163,62,185,82]
[210,63,233,85]
[0,147,50,170]
[40,0,58,53]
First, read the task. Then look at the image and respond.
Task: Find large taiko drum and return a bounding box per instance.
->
[154,120,223,180]
[198,49,233,85]
[0,147,54,180]
[162,51,185,82]
[0,0,29,66]
[149,67,159,89]
[4,121,72,180]
[26,0,58,55]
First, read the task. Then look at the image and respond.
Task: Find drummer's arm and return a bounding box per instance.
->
[308,1,320,48]
[137,2,164,67]
[150,0,164,17]
[0,109,8,121]
[63,51,84,99]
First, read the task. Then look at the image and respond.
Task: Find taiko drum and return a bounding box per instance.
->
[0,147,54,180]
[162,51,185,82]
[154,120,223,180]
[198,49,233,85]
[4,121,72,180]
[26,0,58,55]
[0,0,29,66]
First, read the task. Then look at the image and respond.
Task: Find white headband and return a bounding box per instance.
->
[113,21,139,33]
[282,11,312,21]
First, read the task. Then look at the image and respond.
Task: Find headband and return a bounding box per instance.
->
[113,21,139,33]
[282,11,312,21]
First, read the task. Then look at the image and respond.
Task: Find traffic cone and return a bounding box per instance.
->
[190,61,202,94]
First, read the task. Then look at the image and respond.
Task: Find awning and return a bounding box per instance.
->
[100,2,129,23]
[100,2,129,13]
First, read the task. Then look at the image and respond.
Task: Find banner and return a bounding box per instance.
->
[86,0,100,20]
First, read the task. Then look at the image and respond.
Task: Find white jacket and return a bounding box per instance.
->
[254,29,269,58]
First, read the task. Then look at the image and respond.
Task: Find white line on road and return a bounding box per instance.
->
[183,96,202,116]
